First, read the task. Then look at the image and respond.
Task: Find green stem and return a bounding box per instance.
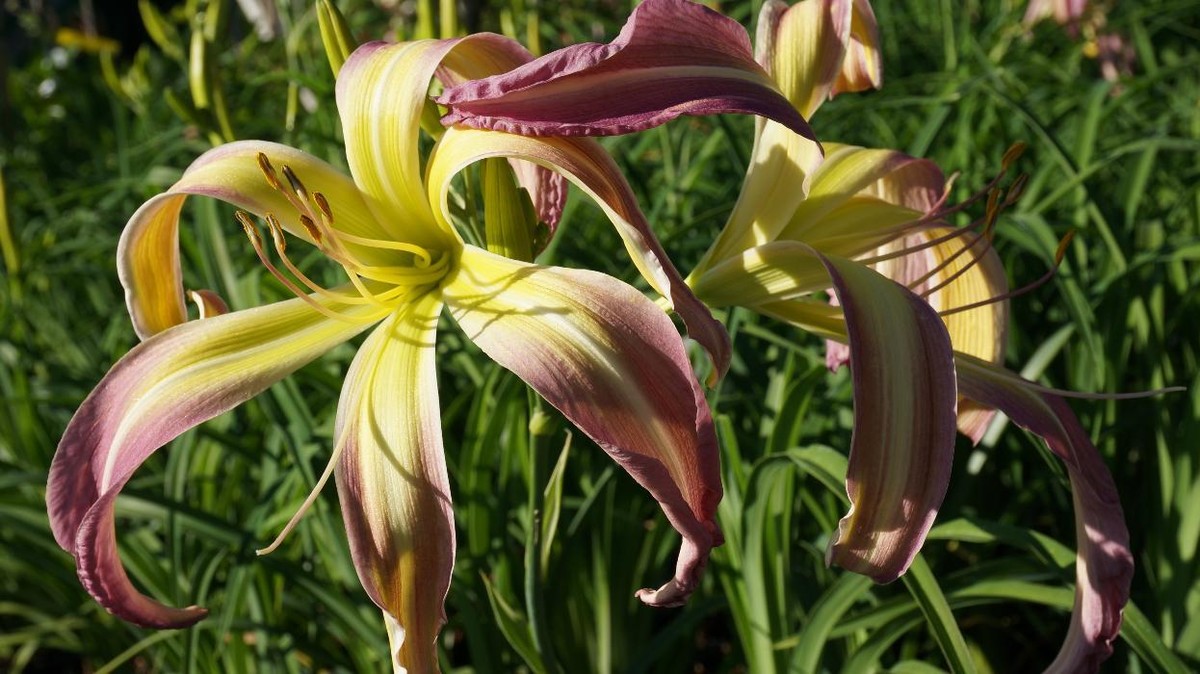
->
[524,389,560,674]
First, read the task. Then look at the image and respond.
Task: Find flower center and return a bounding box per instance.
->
[236,153,451,323]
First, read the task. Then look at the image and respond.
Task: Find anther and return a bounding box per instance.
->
[257,153,283,191]
[1001,142,1027,171]
[266,214,288,252]
[1004,174,1029,207]
[236,211,264,247]
[299,214,323,242]
[281,165,309,201]
[313,192,334,224]
[1055,230,1076,264]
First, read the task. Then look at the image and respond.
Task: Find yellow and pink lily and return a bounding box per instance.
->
[46,15,816,671]
[443,0,1133,671]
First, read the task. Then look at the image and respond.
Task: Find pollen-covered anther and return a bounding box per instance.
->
[236,210,264,249]
[313,192,335,225]
[257,152,283,191]
[299,214,323,243]
[1004,174,1029,207]
[281,164,310,202]
[1001,141,1027,171]
[266,214,289,252]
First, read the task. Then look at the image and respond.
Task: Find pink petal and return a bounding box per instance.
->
[444,245,723,607]
[819,253,959,582]
[47,295,376,627]
[438,0,814,140]
[957,356,1132,673]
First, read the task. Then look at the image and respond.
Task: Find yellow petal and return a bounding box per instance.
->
[334,292,452,673]
[119,140,386,338]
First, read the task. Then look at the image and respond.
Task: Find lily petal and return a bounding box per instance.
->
[758,0,851,118]
[688,122,824,278]
[430,31,569,232]
[780,144,937,244]
[443,245,723,607]
[427,126,730,381]
[690,240,831,308]
[46,294,379,627]
[818,252,958,582]
[334,292,452,673]
[957,356,1132,673]
[437,0,814,140]
[831,0,883,96]
[119,140,386,338]
[916,228,1008,441]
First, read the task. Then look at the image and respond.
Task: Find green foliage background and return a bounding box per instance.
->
[1,0,1198,671]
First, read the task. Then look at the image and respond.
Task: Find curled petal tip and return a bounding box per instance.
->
[438,0,813,139]
[635,580,694,608]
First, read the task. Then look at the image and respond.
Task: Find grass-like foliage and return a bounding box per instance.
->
[1,0,1197,671]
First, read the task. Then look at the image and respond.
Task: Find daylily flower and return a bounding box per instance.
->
[685,3,1132,671]
[44,27,812,670]
[442,1,1134,670]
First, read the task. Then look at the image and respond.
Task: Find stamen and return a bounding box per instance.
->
[237,211,382,324]
[298,214,323,243]
[281,164,310,202]
[857,223,980,266]
[904,227,992,298]
[335,231,435,267]
[256,415,355,556]
[257,153,283,192]
[1001,142,1027,171]
[313,192,334,224]
[262,215,371,305]
[1003,174,1029,207]
[939,231,1075,317]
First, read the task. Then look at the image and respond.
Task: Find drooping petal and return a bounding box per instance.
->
[818,253,958,582]
[46,294,379,628]
[443,245,723,607]
[437,0,814,140]
[427,126,730,381]
[431,32,569,233]
[831,0,883,96]
[118,140,386,338]
[333,292,452,673]
[956,356,1132,673]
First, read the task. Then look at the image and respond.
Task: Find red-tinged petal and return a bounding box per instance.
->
[429,31,569,233]
[187,289,229,319]
[819,253,958,582]
[508,158,566,233]
[437,0,814,140]
[118,140,385,338]
[47,294,379,627]
[956,356,1132,673]
[443,245,723,607]
[427,126,730,381]
[333,292,452,673]
[831,0,883,96]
